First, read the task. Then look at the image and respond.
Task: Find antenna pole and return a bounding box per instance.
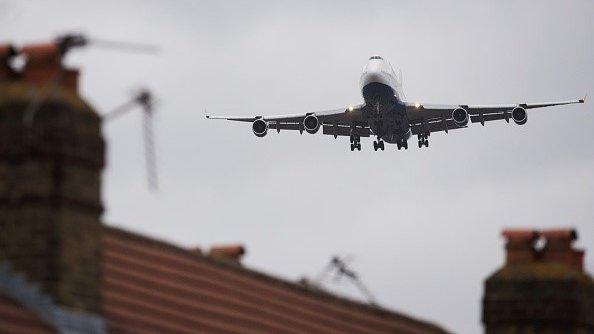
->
[91,38,160,54]
[55,33,160,56]
[351,275,377,305]
[314,255,377,305]
[142,97,158,190]
[103,90,159,191]
[103,99,138,121]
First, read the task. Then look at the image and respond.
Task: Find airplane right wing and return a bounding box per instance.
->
[405,97,585,135]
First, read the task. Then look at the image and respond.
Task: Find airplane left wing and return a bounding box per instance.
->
[207,104,372,138]
[405,97,585,135]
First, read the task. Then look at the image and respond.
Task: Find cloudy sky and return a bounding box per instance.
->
[2,1,593,332]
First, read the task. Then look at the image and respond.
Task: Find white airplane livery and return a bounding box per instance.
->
[208,56,585,151]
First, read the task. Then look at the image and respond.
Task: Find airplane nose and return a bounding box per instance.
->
[365,72,383,82]
[360,70,386,88]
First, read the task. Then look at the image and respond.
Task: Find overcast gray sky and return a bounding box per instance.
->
[2,1,593,332]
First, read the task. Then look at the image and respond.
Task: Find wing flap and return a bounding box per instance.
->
[269,122,301,131]
[470,113,507,124]
[322,124,372,137]
[410,119,465,135]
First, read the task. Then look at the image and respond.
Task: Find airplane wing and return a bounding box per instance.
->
[207,104,373,138]
[405,97,585,135]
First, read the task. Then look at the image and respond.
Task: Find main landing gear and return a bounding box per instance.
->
[373,140,385,151]
[350,135,361,151]
[396,139,408,150]
[417,132,429,148]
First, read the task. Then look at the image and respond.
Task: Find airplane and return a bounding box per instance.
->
[207,55,585,151]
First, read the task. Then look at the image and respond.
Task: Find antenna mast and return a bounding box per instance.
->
[104,89,159,191]
[314,255,377,305]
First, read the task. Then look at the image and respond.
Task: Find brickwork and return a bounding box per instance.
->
[483,229,594,333]
[0,44,104,313]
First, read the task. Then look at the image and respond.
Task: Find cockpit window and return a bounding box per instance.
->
[369,56,383,60]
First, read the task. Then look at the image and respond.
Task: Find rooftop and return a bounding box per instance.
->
[100,225,447,333]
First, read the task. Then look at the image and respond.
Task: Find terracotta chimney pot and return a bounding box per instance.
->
[502,229,539,265]
[541,228,583,271]
[19,42,78,92]
[208,244,246,264]
[0,43,17,80]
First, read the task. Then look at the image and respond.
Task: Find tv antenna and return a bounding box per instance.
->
[104,89,158,191]
[22,33,159,128]
[15,34,160,190]
[314,255,377,305]
[55,33,160,56]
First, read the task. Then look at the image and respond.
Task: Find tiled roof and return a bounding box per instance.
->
[0,262,106,334]
[102,226,447,334]
[0,290,54,334]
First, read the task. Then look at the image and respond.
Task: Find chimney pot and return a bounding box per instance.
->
[501,229,539,265]
[19,42,78,92]
[541,228,583,271]
[208,244,246,264]
[0,43,17,80]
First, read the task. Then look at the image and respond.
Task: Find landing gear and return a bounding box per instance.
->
[396,141,406,150]
[373,140,384,151]
[350,135,361,151]
[417,132,429,148]
[396,139,408,150]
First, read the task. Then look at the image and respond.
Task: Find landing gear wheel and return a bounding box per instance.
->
[373,141,378,151]
[417,132,430,148]
[350,134,361,151]
[379,141,385,151]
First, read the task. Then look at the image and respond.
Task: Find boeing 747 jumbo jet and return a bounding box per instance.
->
[207,56,585,151]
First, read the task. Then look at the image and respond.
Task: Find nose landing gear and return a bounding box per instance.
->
[373,140,385,151]
[395,138,408,150]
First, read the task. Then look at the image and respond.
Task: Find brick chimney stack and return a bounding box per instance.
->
[483,228,594,333]
[0,40,104,313]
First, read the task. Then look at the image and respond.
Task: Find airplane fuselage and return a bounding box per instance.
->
[359,56,411,144]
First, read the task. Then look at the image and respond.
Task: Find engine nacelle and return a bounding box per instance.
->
[303,114,320,134]
[452,108,469,126]
[512,107,527,125]
[252,119,268,137]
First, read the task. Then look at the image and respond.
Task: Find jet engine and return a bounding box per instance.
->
[452,108,469,126]
[512,107,527,125]
[252,119,268,137]
[303,114,320,134]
